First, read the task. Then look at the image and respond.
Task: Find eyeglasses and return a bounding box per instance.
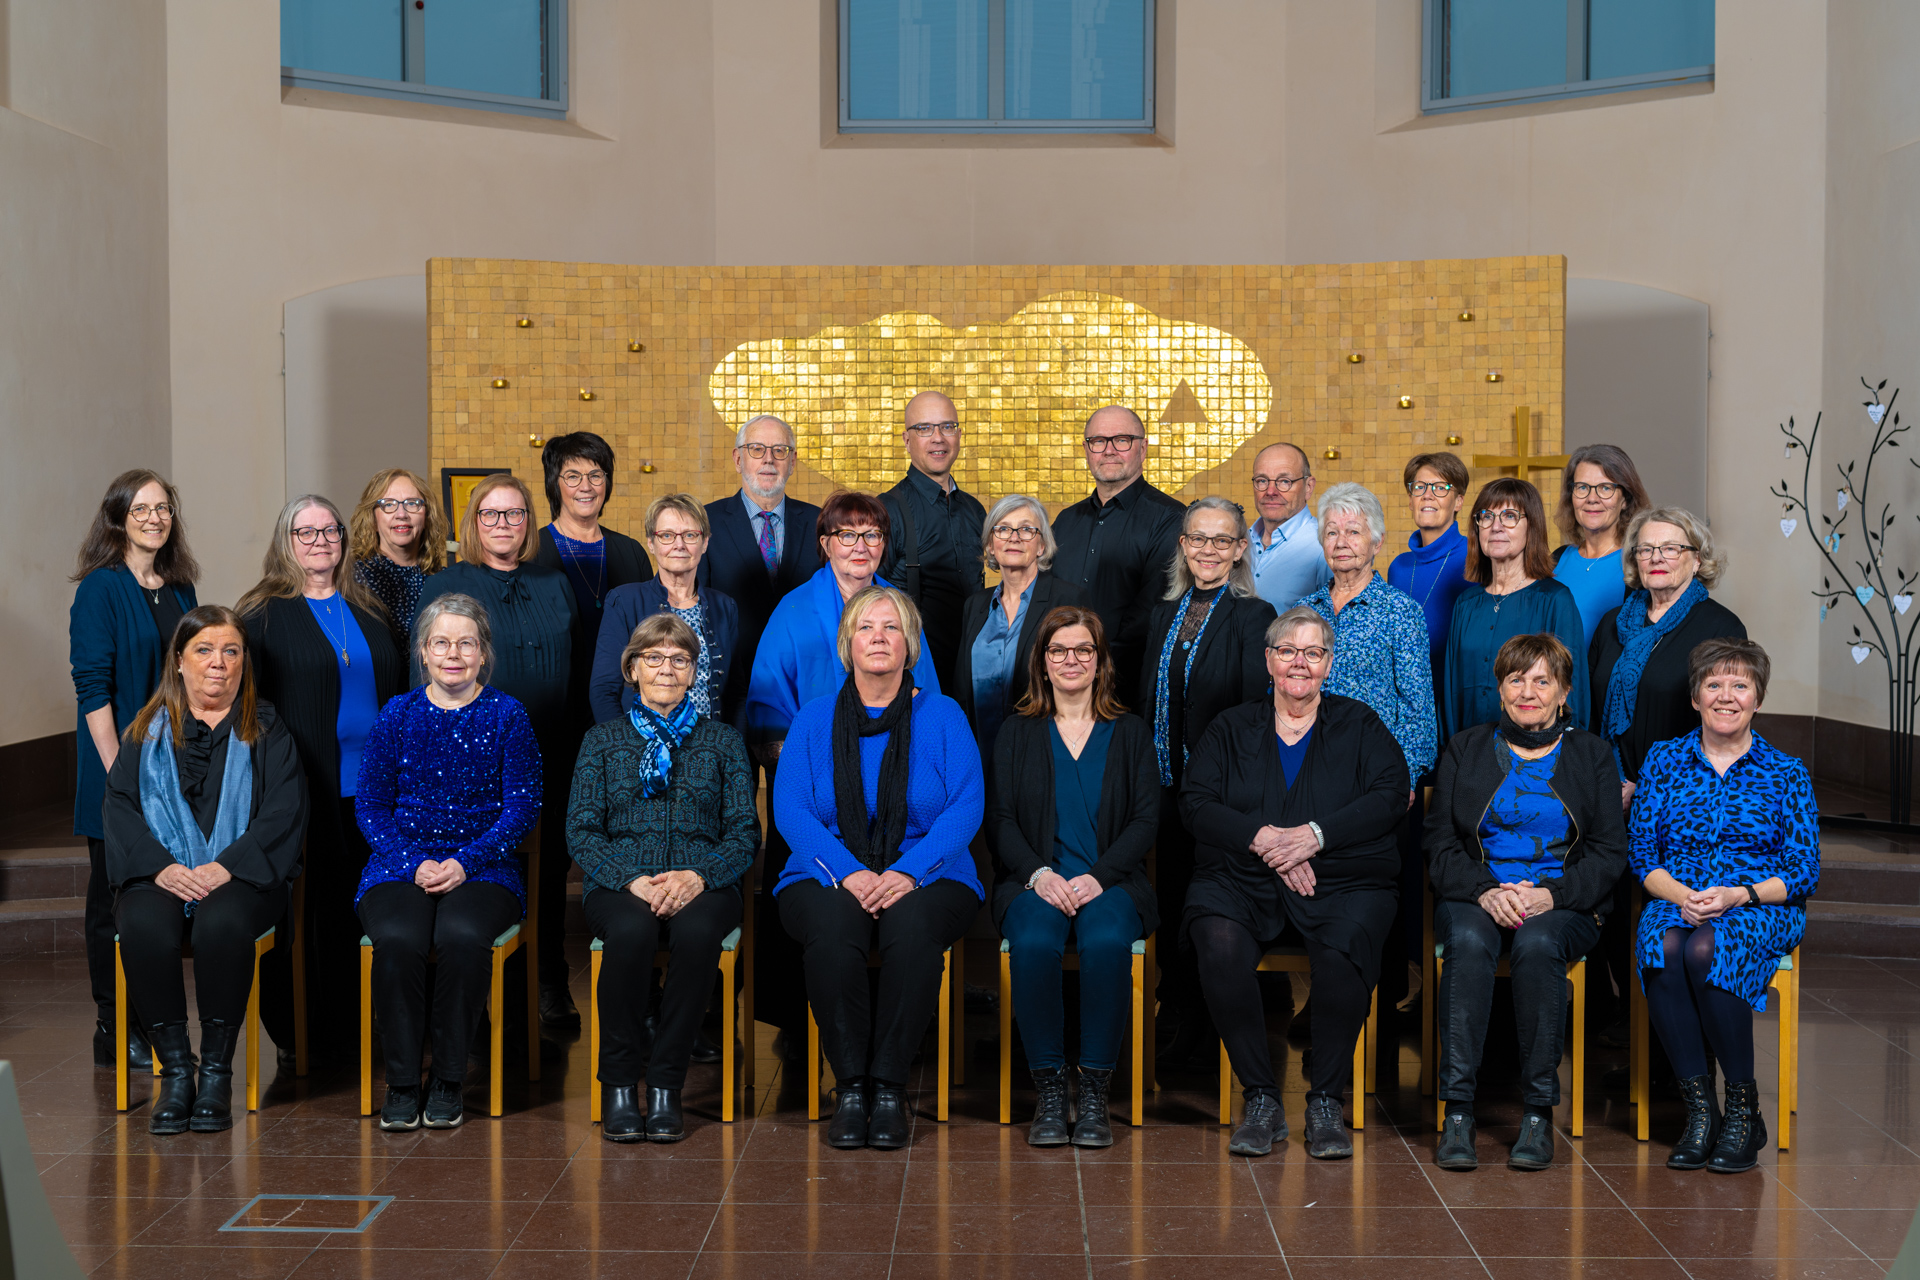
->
[560,469,608,488]
[1252,475,1305,492]
[1182,533,1244,552]
[477,508,530,528]
[991,523,1043,542]
[637,651,692,671]
[427,638,480,657]
[1269,644,1330,663]
[1045,643,1098,663]
[906,422,961,438]
[128,503,174,522]
[1633,542,1697,562]
[373,498,426,514]
[829,529,884,547]
[1084,434,1144,454]
[650,529,707,546]
[291,524,344,545]
[1474,509,1524,529]
[1407,481,1456,496]
[740,443,796,461]
[1571,481,1620,499]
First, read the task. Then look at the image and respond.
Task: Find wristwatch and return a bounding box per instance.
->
[1306,821,1325,851]
[1742,884,1760,907]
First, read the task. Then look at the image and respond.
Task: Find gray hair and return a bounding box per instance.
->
[414,592,495,681]
[1266,604,1335,650]
[734,413,797,449]
[1317,482,1387,549]
[982,494,1056,572]
[1166,496,1258,600]
[1624,506,1726,590]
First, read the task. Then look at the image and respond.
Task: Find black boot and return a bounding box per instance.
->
[646,1087,685,1142]
[1707,1078,1767,1174]
[1435,1106,1478,1171]
[1508,1111,1555,1171]
[866,1084,911,1149]
[94,1019,153,1071]
[1668,1074,1722,1171]
[601,1085,644,1142]
[827,1080,869,1149]
[190,1021,240,1133]
[147,1024,196,1136]
[1071,1067,1115,1148]
[1027,1068,1071,1147]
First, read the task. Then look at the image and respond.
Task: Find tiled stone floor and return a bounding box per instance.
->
[11,941,1918,1278]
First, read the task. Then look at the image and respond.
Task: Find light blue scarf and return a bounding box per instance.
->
[1602,578,1709,773]
[138,708,252,915]
[627,696,700,799]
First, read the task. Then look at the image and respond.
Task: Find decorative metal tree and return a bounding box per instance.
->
[1772,378,1920,824]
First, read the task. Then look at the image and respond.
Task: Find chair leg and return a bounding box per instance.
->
[1570,959,1585,1139]
[937,948,951,1123]
[1434,956,1446,1132]
[1142,935,1158,1095]
[998,949,1012,1126]
[1351,988,1373,1131]
[1420,874,1435,1096]
[114,941,129,1112]
[951,937,967,1088]
[589,949,602,1125]
[292,872,309,1077]
[247,937,267,1113]
[1218,1041,1232,1126]
[360,942,373,1117]
[1776,962,1793,1150]
[1131,950,1145,1127]
[1631,964,1650,1141]
[739,870,757,1102]
[490,942,507,1119]
[524,838,541,1086]
[1363,985,1378,1092]
[807,1005,821,1122]
[721,951,737,1124]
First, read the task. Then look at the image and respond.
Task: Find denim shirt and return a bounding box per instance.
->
[969,579,1033,755]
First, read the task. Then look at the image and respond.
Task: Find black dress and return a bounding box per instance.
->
[951,572,1088,731]
[1589,594,1747,784]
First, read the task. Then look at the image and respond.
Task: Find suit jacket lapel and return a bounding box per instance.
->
[717,494,758,570]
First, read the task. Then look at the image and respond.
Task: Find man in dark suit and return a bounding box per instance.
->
[879,389,987,692]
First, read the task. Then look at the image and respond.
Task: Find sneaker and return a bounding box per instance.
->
[1434,1111,1477,1171]
[1227,1092,1286,1157]
[423,1078,466,1129]
[1508,1113,1555,1170]
[1303,1095,1352,1160]
[379,1086,423,1132]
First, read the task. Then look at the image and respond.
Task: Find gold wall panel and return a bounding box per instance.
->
[429,258,1565,550]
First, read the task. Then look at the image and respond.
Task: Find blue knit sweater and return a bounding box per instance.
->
[772,688,985,897]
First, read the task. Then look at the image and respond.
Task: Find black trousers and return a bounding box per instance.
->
[536,772,572,989]
[584,885,741,1090]
[87,837,121,1024]
[260,797,370,1052]
[358,880,521,1087]
[752,757,806,1036]
[1192,913,1372,1101]
[1434,901,1601,1108]
[115,878,287,1028]
[1153,794,1205,1019]
[779,876,977,1086]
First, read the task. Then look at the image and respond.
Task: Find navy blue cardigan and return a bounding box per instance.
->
[68,565,198,839]
[587,579,739,726]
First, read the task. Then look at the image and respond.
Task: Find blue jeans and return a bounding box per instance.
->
[1002,887,1142,1072]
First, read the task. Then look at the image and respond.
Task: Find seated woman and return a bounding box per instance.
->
[988,606,1157,1149]
[1182,605,1408,1160]
[1426,634,1628,1173]
[775,586,984,1151]
[570,614,758,1143]
[355,593,541,1132]
[104,606,308,1135]
[1633,637,1818,1174]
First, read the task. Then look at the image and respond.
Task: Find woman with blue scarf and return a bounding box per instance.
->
[569,613,758,1143]
[103,606,308,1135]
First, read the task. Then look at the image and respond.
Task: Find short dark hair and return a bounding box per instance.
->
[1688,637,1771,706]
[1555,443,1650,548]
[815,490,891,545]
[1466,477,1555,584]
[1493,633,1574,691]
[1402,451,1470,493]
[541,432,616,516]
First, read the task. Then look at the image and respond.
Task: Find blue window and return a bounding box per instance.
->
[281,0,567,119]
[842,0,1154,134]
[1424,0,1711,114]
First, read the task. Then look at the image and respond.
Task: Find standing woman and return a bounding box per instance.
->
[1442,479,1589,738]
[1552,445,1650,645]
[239,495,406,1054]
[1387,452,1473,697]
[350,467,446,648]
[421,473,580,1029]
[69,470,200,1068]
[988,607,1156,1148]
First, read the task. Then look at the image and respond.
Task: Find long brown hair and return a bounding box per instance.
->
[1554,443,1650,549]
[126,606,262,748]
[1016,606,1128,721]
[1465,477,1555,584]
[70,469,201,586]
[455,473,540,566]
[349,467,447,572]
[236,494,384,620]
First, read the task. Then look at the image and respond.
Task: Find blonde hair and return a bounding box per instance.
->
[621,614,701,688]
[836,585,923,673]
[236,494,383,620]
[350,468,447,572]
[1624,506,1725,590]
[455,473,540,566]
[1166,496,1258,600]
[645,493,711,539]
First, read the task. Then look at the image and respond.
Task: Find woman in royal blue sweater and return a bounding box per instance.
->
[775,585,984,1152]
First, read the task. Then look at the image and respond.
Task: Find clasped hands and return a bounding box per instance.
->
[1029,867,1104,917]
[1477,881,1554,929]
[413,858,468,895]
[842,869,918,918]
[1676,884,1746,927]
[630,868,705,918]
[154,861,233,903]
[1253,824,1319,897]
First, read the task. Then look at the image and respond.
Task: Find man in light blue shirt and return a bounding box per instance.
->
[1247,441,1331,609]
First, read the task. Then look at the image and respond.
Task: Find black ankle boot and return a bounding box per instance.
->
[1708,1078,1766,1173]
[646,1087,685,1142]
[190,1021,240,1133]
[1027,1068,1071,1147]
[1668,1074,1722,1170]
[827,1079,869,1149]
[94,1019,153,1071]
[866,1084,911,1149]
[147,1024,196,1136]
[1071,1067,1114,1148]
[601,1085,644,1142]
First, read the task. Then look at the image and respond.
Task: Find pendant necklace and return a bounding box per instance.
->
[1417,544,1457,609]
[555,527,607,610]
[313,594,352,666]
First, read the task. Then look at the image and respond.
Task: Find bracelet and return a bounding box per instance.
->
[1743,883,1760,907]
[1306,821,1325,851]
[1027,867,1052,891]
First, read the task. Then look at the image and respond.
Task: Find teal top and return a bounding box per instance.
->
[1049,719,1113,879]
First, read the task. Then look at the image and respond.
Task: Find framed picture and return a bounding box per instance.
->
[440,467,509,563]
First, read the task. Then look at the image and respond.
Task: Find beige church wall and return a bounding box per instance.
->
[0,1,172,750]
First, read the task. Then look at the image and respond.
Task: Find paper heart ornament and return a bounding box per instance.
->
[1897,594,1913,615]
[1838,491,1850,511]
[1781,519,1797,538]
[1870,404,1888,425]
[1820,603,1829,622]
[1858,585,1876,605]
[1853,644,1873,664]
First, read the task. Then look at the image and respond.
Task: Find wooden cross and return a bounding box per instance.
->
[1472,406,1569,479]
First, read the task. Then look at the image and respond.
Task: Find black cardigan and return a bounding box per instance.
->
[1137,589,1278,770]
[986,711,1160,933]
[1424,722,1629,915]
[102,702,309,894]
[952,572,1089,730]
[1588,595,1746,783]
[535,525,654,736]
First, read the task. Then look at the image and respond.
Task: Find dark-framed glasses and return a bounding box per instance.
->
[1474,508,1524,529]
[1084,433,1143,454]
[906,422,961,438]
[740,443,796,461]
[991,523,1043,542]
[1633,542,1697,562]
[373,497,426,514]
[1253,474,1304,492]
[477,507,530,528]
[1045,643,1098,663]
[1571,481,1620,499]
[651,529,706,546]
[1408,481,1455,496]
[1182,533,1243,552]
[638,651,693,671]
[128,502,174,522]
[829,528,884,547]
[291,523,344,545]
[560,469,608,488]
[427,638,480,657]
[1269,644,1330,663]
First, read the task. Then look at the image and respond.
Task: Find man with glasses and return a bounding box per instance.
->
[879,391,986,691]
[1246,442,1332,610]
[1050,404,1187,686]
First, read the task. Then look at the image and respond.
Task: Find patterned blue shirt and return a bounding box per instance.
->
[1303,573,1437,778]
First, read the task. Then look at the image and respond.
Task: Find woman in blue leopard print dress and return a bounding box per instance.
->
[1631,637,1818,1174]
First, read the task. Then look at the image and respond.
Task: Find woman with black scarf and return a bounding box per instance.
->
[1426,633,1628,1173]
[774,586,985,1151]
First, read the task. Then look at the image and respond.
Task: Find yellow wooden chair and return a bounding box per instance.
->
[115,927,275,1114]
[587,927,745,1124]
[806,942,961,1122]
[1430,944,1586,1136]
[1217,947,1378,1129]
[996,935,1156,1126]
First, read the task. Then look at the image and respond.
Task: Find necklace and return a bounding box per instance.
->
[553,526,607,610]
[1414,542,1458,609]
[312,594,352,667]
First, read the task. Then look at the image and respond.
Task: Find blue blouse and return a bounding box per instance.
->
[1387,524,1473,682]
[1553,546,1627,645]
[1480,744,1569,884]
[1276,727,1313,790]
[549,526,608,618]
[970,581,1032,756]
[1050,719,1112,879]
[1441,578,1590,739]
[1304,573,1437,778]
[1630,730,1821,1010]
[308,595,378,799]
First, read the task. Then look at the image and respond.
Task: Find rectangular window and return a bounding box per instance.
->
[281,0,567,120]
[841,0,1154,134]
[1423,0,1710,114]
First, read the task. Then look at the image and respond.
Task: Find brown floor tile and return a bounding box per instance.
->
[1819,1208,1918,1260]
[310,1198,539,1252]
[1774,1162,1920,1210]
[23,1112,114,1153]
[1084,1203,1281,1256]
[1637,1206,1873,1259]
[548,1155,740,1203]
[1679,1262,1893,1280]
[509,1198,717,1252]
[689,1252,894,1280]
[1594,1162,1798,1210]
[1479,1260,1690,1280]
[287,1248,507,1278]
[389,1117,597,1161]
[39,1149,227,1198]
[1419,1159,1620,1208]
[125,1195,317,1250]
[1089,1257,1316,1279]
[702,1199,901,1253]
[486,1251,707,1279]
[195,1154,403,1199]
[891,1202,1090,1254]
[722,1156,905,1204]
[733,1121,910,1162]
[46,1195,179,1269]
[901,1156,1083,1206]
[370,1153,567,1201]
[1264,1204,1475,1257]
[1077,1158,1267,1206]
[1249,1158,1447,1208]
[90,1243,318,1279]
[884,1256,1096,1280]
[238,1118,425,1160]
[1452,1204,1667,1256]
